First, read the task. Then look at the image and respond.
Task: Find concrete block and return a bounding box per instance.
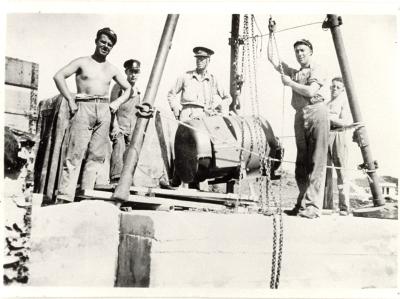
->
[116,211,397,289]
[29,200,120,286]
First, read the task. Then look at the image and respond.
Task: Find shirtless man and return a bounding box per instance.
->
[54,27,131,203]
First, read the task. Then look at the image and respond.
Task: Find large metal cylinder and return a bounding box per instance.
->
[174,114,282,184]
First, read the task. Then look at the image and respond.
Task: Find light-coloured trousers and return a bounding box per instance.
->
[57,102,111,201]
[110,133,132,180]
[294,102,329,212]
[324,131,350,211]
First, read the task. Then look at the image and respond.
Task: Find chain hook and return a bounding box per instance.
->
[268,17,276,34]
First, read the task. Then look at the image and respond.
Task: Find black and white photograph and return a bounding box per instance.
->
[1,1,399,298]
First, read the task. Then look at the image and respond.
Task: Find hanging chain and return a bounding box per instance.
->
[246,15,267,213]
[237,117,247,210]
[236,15,249,208]
[267,15,284,289]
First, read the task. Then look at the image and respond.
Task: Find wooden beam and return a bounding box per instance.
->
[154,110,173,179]
[81,189,227,211]
[5,57,39,90]
[95,184,257,203]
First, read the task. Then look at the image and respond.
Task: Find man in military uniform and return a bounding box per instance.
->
[267,38,329,218]
[164,46,232,188]
[167,46,232,121]
[324,77,352,215]
[109,59,142,183]
[54,27,131,203]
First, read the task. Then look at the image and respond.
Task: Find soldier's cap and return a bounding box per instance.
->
[193,46,214,58]
[96,27,117,45]
[293,39,313,51]
[123,59,141,72]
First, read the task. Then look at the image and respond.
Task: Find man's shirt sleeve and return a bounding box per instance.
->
[214,76,232,106]
[167,75,184,110]
[279,62,297,77]
[308,64,325,87]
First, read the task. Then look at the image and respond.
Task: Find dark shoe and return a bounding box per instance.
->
[169,176,181,188]
[298,209,320,219]
[110,177,120,184]
[284,207,300,216]
[159,180,176,190]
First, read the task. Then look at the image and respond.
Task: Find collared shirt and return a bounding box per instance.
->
[326,93,352,128]
[167,70,232,111]
[110,84,141,133]
[280,61,325,111]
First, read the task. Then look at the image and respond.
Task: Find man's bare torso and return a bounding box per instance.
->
[75,56,116,96]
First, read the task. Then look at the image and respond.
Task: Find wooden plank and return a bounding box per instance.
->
[5,87,32,113]
[95,184,256,203]
[323,165,334,209]
[154,110,172,180]
[352,203,398,220]
[5,57,39,90]
[4,113,30,132]
[82,189,227,211]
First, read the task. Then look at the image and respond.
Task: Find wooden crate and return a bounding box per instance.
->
[5,57,39,134]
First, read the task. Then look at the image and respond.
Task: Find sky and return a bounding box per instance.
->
[3,4,400,180]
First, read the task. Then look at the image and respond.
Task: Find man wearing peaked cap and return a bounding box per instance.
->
[193,46,215,57]
[267,37,328,219]
[164,46,232,189]
[109,59,142,183]
[293,39,313,52]
[53,27,131,203]
[167,46,231,122]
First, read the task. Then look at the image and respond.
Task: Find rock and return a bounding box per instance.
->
[4,255,20,268]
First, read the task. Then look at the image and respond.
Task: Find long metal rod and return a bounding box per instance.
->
[229,14,241,112]
[113,14,179,201]
[323,14,384,206]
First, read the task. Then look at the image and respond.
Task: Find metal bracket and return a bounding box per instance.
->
[322,15,343,29]
[357,160,379,171]
[135,102,155,118]
[228,37,244,46]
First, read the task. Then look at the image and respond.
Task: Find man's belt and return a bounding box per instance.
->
[181,103,205,109]
[75,96,109,103]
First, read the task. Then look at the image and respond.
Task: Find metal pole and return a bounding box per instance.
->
[112,14,179,201]
[323,14,384,206]
[229,14,241,112]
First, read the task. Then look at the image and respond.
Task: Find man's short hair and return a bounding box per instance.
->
[96,27,117,45]
[293,39,313,52]
[332,76,343,83]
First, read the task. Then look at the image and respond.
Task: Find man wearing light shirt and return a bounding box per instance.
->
[324,77,352,215]
[267,38,329,219]
[167,46,232,121]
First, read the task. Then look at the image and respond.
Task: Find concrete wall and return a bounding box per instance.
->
[29,201,397,289]
[29,201,120,286]
[118,211,397,289]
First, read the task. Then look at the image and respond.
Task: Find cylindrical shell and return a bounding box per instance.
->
[174,115,281,184]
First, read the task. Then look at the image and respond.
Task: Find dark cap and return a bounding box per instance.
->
[193,46,214,57]
[123,59,141,72]
[96,27,117,45]
[293,39,313,51]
